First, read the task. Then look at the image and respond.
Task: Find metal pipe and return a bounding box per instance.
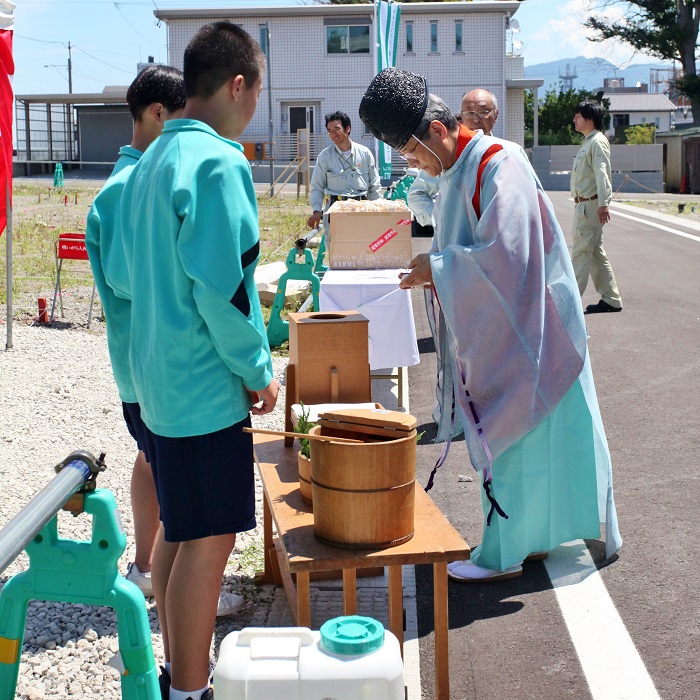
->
[298,295,314,313]
[294,227,319,250]
[0,458,92,575]
[5,181,12,350]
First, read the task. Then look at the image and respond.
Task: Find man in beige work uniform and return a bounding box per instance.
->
[571,100,622,313]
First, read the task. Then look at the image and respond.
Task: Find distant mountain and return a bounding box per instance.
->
[524,56,673,94]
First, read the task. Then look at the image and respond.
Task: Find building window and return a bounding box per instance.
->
[455,21,463,53]
[613,114,630,128]
[326,25,370,54]
[405,22,414,53]
[259,25,268,55]
[430,21,438,53]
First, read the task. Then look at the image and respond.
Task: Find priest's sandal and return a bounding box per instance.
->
[447,560,523,582]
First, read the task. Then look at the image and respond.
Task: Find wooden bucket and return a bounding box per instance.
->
[309,424,416,549]
[297,452,313,506]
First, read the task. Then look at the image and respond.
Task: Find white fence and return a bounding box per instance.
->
[532,144,664,194]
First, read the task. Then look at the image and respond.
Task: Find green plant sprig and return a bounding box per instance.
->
[293,402,316,458]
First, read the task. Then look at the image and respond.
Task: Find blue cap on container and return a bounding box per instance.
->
[320,616,385,656]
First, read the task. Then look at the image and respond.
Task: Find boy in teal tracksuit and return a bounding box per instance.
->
[120,23,279,700]
[85,65,186,598]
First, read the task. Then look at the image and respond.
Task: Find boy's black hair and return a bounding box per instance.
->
[184,21,265,98]
[575,100,605,131]
[325,111,351,131]
[126,64,186,121]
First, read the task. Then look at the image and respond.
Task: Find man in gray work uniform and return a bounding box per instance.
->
[571,99,622,314]
[306,110,381,232]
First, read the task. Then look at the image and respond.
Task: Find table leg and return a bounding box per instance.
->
[388,565,404,656]
[284,364,296,447]
[398,366,404,409]
[342,569,357,615]
[296,571,311,628]
[433,561,449,700]
[256,496,278,586]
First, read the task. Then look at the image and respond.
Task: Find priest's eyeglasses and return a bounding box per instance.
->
[399,129,429,162]
[399,137,422,162]
[461,109,493,120]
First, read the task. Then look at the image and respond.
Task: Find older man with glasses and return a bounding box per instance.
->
[406,88,522,240]
[460,88,499,135]
[359,68,622,583]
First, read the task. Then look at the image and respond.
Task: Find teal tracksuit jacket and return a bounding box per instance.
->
[85,145,142,403]
[120,120,273,437]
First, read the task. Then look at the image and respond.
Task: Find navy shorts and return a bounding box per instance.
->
[122,402,150,462]
[144,415,256,543]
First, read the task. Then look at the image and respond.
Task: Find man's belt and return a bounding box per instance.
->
[574,194,598,204]
[329,194,368,204]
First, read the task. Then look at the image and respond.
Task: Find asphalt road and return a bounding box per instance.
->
[409,191,700,700]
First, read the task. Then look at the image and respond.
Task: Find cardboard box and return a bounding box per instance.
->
[328,203,413,270]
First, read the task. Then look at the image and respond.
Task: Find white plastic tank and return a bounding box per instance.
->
[214,615,405,700]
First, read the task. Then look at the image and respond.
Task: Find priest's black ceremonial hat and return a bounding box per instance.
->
[359,68,429,150]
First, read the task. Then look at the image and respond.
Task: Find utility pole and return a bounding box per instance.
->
[67,41,73,163]
[67,41,73,94]
[265,23,274,197]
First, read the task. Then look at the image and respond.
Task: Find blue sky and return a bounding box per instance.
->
[12,0,648,96]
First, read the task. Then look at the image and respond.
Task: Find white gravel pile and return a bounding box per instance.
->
[0,320,287,699]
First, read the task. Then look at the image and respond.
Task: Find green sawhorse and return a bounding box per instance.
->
[0,488,159,700]
[267,245,321,348]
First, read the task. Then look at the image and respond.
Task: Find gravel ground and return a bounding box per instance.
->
[0,305,288,700]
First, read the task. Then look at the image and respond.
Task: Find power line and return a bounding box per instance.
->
[114,2,163,46]
[71,69,120,85]
[20,1,148,4]
[72,45,135,75]
[13,34,67,45]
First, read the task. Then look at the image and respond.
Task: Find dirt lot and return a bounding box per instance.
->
[1,183,309,328]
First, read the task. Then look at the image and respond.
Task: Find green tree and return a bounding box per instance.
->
[625,123,656,144]
[524,89,535,147]
[524,89,534,132]
[585,1,700,127]
[532,86,611,146]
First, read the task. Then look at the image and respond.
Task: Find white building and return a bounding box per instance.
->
[155,1,538,168]
[604,92,676,140]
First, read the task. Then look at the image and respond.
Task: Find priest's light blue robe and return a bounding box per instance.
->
[428,129,622,570]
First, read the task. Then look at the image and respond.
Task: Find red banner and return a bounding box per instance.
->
[0,28,14,237]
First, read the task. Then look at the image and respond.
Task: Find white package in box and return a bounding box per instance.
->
[214,618,404,700]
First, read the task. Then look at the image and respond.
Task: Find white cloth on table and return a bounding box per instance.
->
[319,269,419,371]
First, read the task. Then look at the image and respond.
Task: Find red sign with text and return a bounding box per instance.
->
[369,228,399,252]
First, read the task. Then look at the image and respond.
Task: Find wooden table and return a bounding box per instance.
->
[254,434,470,700]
